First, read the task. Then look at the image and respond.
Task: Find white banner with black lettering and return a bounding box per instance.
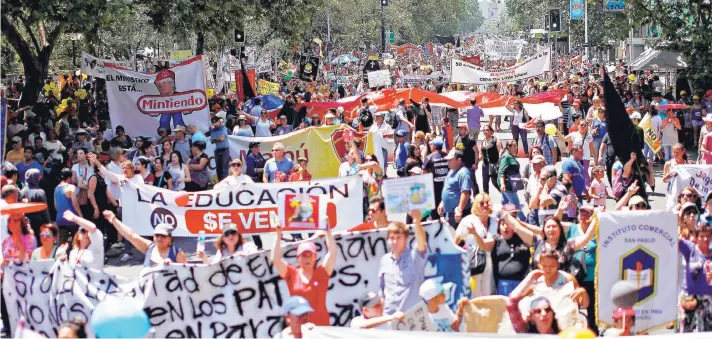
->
[80,52,135,79]
[665,165,712,209]
[450,47,551,84]
[105,56,211,138]
[596,210,678,331]
[3,222,469,338]
[483,39,525,60]
[120,176,364,236]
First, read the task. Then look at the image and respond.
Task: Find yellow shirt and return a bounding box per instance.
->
[5,148,24,164]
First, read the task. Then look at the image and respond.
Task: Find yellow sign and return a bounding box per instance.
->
[169,50,193,60]
[639,113,661,153]
[256,79,280,96]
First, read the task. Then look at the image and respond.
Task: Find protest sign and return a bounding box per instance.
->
[367,70,392,88]
[256,79,280,96]
[483,39,525,60]
[3,222,470,338]
[121,176,363,236]
[665,165,712,209]
[596,210,678,331]
[104,56,210,137]
[382,174,436,223]
[278,193,324,231]
[451,47,551,85]
[639,113,661,153]
[80,52,134,78]
[391,302,435,332]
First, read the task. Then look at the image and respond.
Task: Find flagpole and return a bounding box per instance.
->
[584,0,589,59]
[380,3,386,52]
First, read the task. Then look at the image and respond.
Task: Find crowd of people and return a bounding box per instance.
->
[3,42,712,339]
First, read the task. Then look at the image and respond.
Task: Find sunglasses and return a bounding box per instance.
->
[261,112,268,115]
[224,230,238,237]
[681,193,696,198]
[40,232,53,238]
[479,201,490,206]
[368,208,380,213]
[532,306,553,315]
[231,163,242,167]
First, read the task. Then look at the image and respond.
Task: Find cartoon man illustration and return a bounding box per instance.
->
[154,69,186,130]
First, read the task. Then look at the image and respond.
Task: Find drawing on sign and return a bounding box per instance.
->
[620,246,657,305]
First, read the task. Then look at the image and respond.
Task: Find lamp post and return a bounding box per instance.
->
[380,0,388,52]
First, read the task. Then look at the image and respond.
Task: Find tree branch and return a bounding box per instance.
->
[19,16,42,55]
[1,15,38,67]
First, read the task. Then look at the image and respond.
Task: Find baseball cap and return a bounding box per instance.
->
[324,113,336,119]
[704,115,712,123]
[431,137,444,149]
[529,296,552,311]
[395,130,408,138]
[680,202,699,215]
[283,296,314,316]
[419,279,454,301]
[374,111,385,117]
[12,136,22,143]
[153,223,174,236]
[216,111,226,120]
[627,195,647,208]
[238,114,246,121]
[296,241,317,256]
[279,115,287,119]
[531,155,546,164]
[630,112,641,120]
[409,167,423,175]
[360,291,381,308]
[222,223,238,234]
[444,149,464,160]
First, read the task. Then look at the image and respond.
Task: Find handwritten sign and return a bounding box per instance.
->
[391,302,435,332]
[666,165,712,209]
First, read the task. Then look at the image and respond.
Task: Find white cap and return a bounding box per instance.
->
[216,111,226,120]
[419,279,454,301]
[368,105,378,114]
[704,115,712,123]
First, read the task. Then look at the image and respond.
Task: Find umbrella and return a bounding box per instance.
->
[243,95,284,113]
[331,54,358,65]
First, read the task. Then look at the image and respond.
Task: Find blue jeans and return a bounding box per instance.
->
[497,279,522,296]
[663,145,673,162]
[501,191,526,221]
[159,112,186,130]
[511,125,529,154]
[643,144,655,162]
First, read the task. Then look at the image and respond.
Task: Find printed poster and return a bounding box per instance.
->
[278,193,324,231]
[382,173,436,223]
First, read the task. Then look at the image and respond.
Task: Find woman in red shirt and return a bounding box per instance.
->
[271,222,337,326]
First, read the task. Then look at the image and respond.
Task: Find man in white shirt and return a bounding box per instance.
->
[350,291,404,329]
[369,111,394,137]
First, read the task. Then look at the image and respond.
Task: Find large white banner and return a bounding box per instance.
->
[483,39,525,60]
[121,176,364,236]
[105,56,211,137]
[666,165,712,209]
[596,210,678,331]
[80,52,135,78]
[3,222,469,338]
[450,47,551,84]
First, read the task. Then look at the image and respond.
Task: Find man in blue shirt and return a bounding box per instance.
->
[562,144,586,200]
[210,116,231,181]
[16,147,42,183]
[394,130,409,177]
[263,142,294,183]
[437,150,472,227]
[465,98,484,142]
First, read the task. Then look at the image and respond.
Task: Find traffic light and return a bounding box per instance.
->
[544,14,550,30]
[381,0,388,6]
[234,28,245,44]
[549,9,561,32]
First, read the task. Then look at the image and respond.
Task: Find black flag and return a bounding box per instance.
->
[602,69,650,200]
[434,34,456,45]
[299,54,320,82]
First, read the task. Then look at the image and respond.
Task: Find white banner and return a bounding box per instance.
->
[367,70,392,88]
[666,165,712,209]
[105,56,211,137]
[450,47,551,84]
[3,222,469,338]
[483,39,525,60]
[80,52,135,79]
[120,176,364,236]
[596,210,678,331]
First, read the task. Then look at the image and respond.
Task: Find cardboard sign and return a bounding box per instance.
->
[381,174,436,223]
[367,70,392,88]
[391,302,435,332]
[278,193,323,231]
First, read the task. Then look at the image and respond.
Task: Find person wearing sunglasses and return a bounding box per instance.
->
[61,210,104,271]
[255,110,274,137]
[102,210,186,267]
[263,142,294,183]
[678,224,712,333]
[198,223,257,264]
[32,223,66,261]
[216,159,253,190]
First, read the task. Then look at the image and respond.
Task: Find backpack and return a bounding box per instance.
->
[390,110,400,130]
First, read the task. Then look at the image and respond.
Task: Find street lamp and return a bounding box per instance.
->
[381,0,388,52]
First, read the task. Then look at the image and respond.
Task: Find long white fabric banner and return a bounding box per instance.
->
[121,176,364,236]
[105,56,211,138]
[3,222,469,338]
[596,210,678,331]
[80,52,135,78]
[666,165,712,209]
[483,39,525,60]
[450,47,551,84]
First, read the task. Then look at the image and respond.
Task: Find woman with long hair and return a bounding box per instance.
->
[61,210,104,271]
[233,115,255,137]
[505,99,530,154]
[480,124,502,194]
[498,140,526,220]
[186,141,210,191]
[678,224,712,332]
[198,224,257,264]
[152,157,173,190]
[167,151,190,191]
[455,193,499,296]
[160,139,172,165]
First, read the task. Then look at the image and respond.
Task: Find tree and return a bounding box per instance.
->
[628,0,712,89]
[2,0,124,106]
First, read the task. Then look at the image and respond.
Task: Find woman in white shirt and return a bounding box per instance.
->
[167,151,191,191]
[255,109,274,137]
[505,99,530,154]
[232,115,254,137]
[61,210,104,271]
[215,159,253,189]
[44,130,66,161]
[198,223,257,264]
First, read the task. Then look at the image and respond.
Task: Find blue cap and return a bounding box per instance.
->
[283,296,314,316]
[395,130,407,138]
[431,137,443,149]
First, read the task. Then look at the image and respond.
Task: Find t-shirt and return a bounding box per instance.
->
[466,105,484,130]
[442,167,472,213]
[429,306,457,332]
[492,235,531,281]
[601,134,615,159]
[153,170,173,189]
[562,158,585,198]
[338,162,358,177]
[284,265,331,326]
[350,315,391,330]
[423,151,449,184]
[264,157,294,183]
[379,247,427,315]
[210,126,230,150]
[395,142,409,169]
[569,131,594,159]
[16,161,42,183]
[71,164,94,184]
[67,229,104,271]
[679,238,712,295]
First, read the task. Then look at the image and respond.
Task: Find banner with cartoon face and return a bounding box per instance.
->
[105,56,211,137]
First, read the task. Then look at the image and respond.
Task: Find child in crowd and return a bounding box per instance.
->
[419,279,466,332]
[589,166,612,209]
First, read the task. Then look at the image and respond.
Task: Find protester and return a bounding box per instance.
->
[152,157,173,189]
[678,224,712,332]
[505,99,530,154]
[480,124,502,194]
[167,151,190,191]
[54,168,82,244]
[215,158,253,189]
[233,114,255,136]
[198,223,257,264]
[103,210,187,265]
[272,222,337,326]
[264,142,294,183]
[531,120,558,166]
[61,210,104,271]
[209,116,231,181]
[20,168,51,240]
[57,318,88,339]
[349,196,389,232]
[186,141,210,191]
[256,109,274,137]
[438,150,472,227]
[419,279,466,332]
[246,142,265,182]
[275,296,315,339]
[498,140,526,220]
[350,291,403,329]
[2,212,37,263]
[562,144,587,200]
[394,130,409,176]
[507,273,561,334]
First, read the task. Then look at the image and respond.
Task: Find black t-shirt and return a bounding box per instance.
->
[423,151,449,185]
[359,107,374,128]
[601,134,615,160]
[453,134,476,168]
[153,170,173,189]
[33,148,50,164]
[492,235,531,281]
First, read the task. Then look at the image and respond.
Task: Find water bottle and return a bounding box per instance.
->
[197,230,206,253]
